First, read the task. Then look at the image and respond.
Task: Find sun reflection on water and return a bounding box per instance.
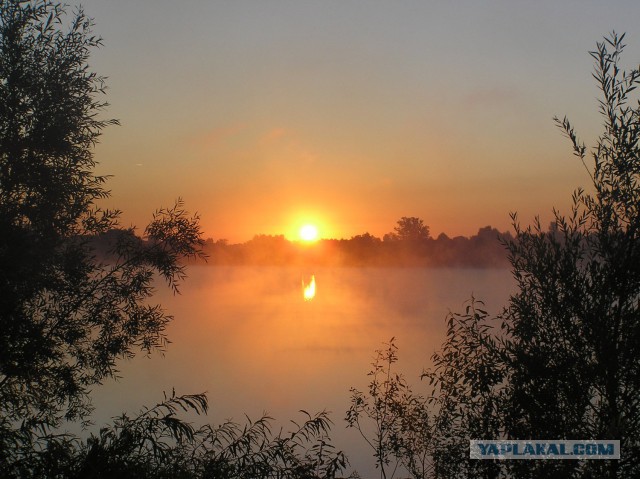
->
[302,274,316,301]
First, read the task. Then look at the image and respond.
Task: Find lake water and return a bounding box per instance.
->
[90,265,515,477]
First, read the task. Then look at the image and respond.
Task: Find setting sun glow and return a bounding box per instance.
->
[299,224,319,242]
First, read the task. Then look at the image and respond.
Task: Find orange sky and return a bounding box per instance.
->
[79,1,640,242]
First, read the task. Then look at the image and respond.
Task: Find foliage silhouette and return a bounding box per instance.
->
[422,300,507,478]
[348,32,640,479]
[74,392,347,479]
[347,339,433,479]
[385,217,431,243]
[5,390,348,479]
[502,31,640,478]
[0,0,204,473]
[421,32,640,478]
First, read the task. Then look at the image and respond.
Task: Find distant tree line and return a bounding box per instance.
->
[92,219,512,268]
[196,219,512,268]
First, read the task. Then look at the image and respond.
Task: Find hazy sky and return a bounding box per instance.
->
[72,0,640,242]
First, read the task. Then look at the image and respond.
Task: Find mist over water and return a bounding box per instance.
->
[91,265,514,476]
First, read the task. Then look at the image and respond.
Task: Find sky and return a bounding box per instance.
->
[70,0,640,242]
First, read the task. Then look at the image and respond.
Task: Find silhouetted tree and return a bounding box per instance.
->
[5,390,348,479]
[71,392,347,479]
[347,339,433,479]
[344,233,382,264]
[423,32,640,478]
[349,232,382,245]
[388,217,430,242]
[503,32,640,478]
[422,300,507,478]
[243,234,293,264]
[0,1,203,473]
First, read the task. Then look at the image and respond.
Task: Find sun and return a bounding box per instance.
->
[299,224,319,242]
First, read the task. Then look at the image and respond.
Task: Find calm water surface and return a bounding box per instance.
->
[91,266,514,477]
